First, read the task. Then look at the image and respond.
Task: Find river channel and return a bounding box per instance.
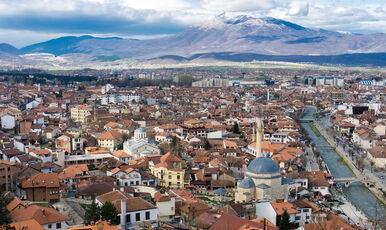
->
[301,108,385,221]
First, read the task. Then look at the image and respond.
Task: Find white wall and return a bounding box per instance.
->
[157,197,175,218]
[255,201,277,225]
[42,221,68,230]
[1,115,15,129]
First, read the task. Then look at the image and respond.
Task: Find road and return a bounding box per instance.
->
[305,146,320,171]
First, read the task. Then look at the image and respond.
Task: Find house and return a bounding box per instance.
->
[112,150,132,164]
[154,190,175,221]
[0,160,23,192]
[58,164,91,186]
[98,130,122,152]
[70,105,92,123]
[352,128,375,149]
[301,213,361,230]
[180,201,211,226]
[96,190,158,229]
[255,200,299,227]
[108,167,141,186]
[10,205,68,230]
[285,171,332,197]
[367,143,386,168]
[291,199,317,227]
[9,219,45,230]
[21,173,60,203]
[1,114,16,129]
[150,152,186,188]
[44,126,61,139]
[67,220,120,230]
[6,197,27,212]
[209,214,277,230]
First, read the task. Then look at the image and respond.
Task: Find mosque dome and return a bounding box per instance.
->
[238,177,255,189]
[247,157,280,174]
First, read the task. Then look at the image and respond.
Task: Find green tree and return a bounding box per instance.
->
[279,210,291,230]
[0,193,12,226]
[84,200,101,224]
[100,201,119,225]
[177,75,194,87]
[232,122,240,134]
[204,139,211,150]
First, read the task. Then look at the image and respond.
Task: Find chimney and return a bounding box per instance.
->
[120,199,127,230]
[42,209,46,217]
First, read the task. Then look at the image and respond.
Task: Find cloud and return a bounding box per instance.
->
[288,1,309,16]
[0,0,385,47]
[200,0,277,12]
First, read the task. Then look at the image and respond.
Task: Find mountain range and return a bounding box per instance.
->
[1,15,386,67]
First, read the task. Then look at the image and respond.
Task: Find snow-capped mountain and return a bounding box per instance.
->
[1,15,386,67]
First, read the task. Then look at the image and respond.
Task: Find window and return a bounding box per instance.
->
[168,182,171,186]
[168,175,171,179]
[177,175,180,179]
[145,211,150,220]
[126,214,131,223]
[48,224,52,229]
[136,213,140,221]
[56,222,61,229]
[295,216,300,221]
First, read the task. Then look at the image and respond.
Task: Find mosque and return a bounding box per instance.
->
[235,112,292,203]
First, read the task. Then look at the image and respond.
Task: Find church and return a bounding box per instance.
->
[123,128,160,159]
[235,113,292,203]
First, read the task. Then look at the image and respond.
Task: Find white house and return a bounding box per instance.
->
[154,190,175,221]
[118,198,158,229]
[255,200,298,226]
[352,129,375,149]
[26,100,40,110]
[108,168,142,186]
[96,190,158,229]
[1,114,15,129]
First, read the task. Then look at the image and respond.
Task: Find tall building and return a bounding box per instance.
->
[70,105,92,123]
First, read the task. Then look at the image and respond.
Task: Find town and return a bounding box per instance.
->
[0,68,385,230]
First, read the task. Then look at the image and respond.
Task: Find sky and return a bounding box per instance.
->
[0,0,385,48]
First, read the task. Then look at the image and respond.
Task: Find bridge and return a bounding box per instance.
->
[299,118,314,123]
[335,177,376,188]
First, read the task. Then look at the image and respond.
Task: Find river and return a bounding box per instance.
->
[301,108,385,221]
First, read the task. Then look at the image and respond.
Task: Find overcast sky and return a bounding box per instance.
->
[1,0,385,48]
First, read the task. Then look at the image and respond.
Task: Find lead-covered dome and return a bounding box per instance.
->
[247,157,280,174]
[238,177,255,188]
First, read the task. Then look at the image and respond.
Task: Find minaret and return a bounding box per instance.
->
[255,108,263,158]
[267,88,270,101]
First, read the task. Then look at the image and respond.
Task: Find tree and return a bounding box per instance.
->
[0,193,12,226]
[232,122,240,134]
[204,139,211,150]
[121,133,130,142]
[84,200,101,224]
[279,210,291,230]
[177,75,194,87]
[100,201,119,225]
[357,156,365,172]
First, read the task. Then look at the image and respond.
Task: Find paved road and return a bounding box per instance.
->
[305,146,320,171]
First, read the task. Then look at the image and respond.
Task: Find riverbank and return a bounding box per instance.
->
[313,121,386,205]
